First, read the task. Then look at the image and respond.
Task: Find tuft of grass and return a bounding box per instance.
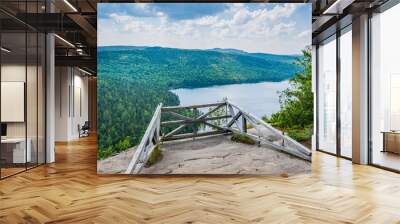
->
[231,133,256,145]
[287,127,312,142]
[246,123,253,129]
[145,145,163,167]
[280,173,289,178]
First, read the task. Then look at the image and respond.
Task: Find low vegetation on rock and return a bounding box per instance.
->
[145,145,163,167]
[231,133,257,145]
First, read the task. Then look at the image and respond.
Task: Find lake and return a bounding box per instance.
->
[171,80,290,118]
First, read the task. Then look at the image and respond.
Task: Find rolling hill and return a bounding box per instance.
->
[97,46,302,159]
[98,46,301,88]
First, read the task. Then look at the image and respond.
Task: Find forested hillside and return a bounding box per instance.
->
[97,46,301,159]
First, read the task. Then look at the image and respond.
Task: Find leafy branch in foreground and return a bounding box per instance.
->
[264,47,313,143]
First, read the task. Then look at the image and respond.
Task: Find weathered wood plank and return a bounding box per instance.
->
[226,111,242,128]
[203,121,228,132]
[162,130,230,141]
[161,115,231,126]
[242,117,247,133]
[161,102,226,111]
[161,103,227,138]
[203,103,226,117]
[125,104,162,174]
[163,103,227,125]
[165,111,193,121]
[163,124,187,138]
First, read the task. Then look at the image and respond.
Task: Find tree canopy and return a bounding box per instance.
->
[264,47,313,143]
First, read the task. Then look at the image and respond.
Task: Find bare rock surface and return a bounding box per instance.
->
[97,146,136,174]
[98,135,311,175]
[142,135,310,175]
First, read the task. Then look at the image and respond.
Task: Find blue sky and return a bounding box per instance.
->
[98,3,311,54]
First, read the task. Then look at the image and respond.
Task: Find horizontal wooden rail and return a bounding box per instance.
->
[161,102,226,112]
[162,130,230,141]
[161,115,231,126]
[161,103,227,139]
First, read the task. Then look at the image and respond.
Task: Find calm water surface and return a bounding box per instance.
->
[171,80,289,118]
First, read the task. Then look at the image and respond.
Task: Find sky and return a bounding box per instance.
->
[98,3,311,55]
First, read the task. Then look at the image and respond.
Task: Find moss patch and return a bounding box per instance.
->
[246,123,253,129]
[280,173,289,178]
[145,145,163,167]
[231,133,256,145]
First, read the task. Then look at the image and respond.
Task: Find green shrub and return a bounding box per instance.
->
[146,145,163,167]
[98,146,114,160]
[231,133,256,145]
[287,127,312,142]
[262,48,313,145]
[246,123,253,129]
[114,137,132,153]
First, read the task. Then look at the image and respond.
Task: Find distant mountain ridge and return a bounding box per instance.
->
[207,48,247,54]
[98,46,301,61]
[98,46,302,89]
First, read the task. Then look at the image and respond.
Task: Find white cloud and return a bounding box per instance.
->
[156,11,165,17]
[109,13,130,22]
[297,30,310,38]
[99,4,310,54]
[135,3,148,9]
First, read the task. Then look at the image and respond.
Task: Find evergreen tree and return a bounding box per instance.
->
[264,47,313,142]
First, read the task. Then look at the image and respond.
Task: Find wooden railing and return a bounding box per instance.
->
[125,104,162,174]
[225,100,311,161]
[161,102,231,141]
[126,99,312,174]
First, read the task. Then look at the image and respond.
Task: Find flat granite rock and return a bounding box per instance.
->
[98,134,311,176]
[97,146,136,174]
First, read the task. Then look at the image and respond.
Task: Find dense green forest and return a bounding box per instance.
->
[264,48,313,145]
[97,46,302,159]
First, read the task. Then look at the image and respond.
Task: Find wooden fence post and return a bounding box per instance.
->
[242,116,247,133]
